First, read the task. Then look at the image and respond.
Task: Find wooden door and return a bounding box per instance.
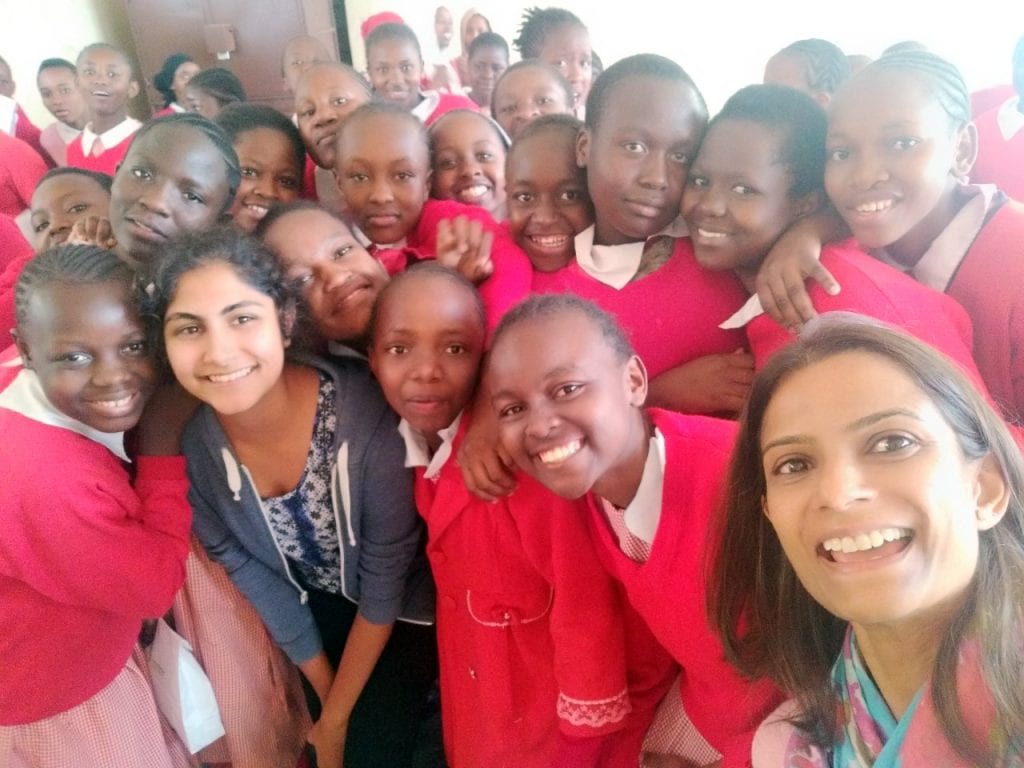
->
[122,0,340,114]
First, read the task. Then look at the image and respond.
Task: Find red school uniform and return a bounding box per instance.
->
[66,118,142,177]
[533,237,748,379]
[413,415,670,767]
[0,130,48,219]
[945,200,1024,423]
[398,198,533,338]
[972,103,1024,201]
[0,214,34,338]
[738,239,983,383]
[412,90,480,126]
[584,409,784,768]
[0,357,191,724]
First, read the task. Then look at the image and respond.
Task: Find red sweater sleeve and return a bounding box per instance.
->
[0,442,191,617]
[0,132,47,218]
[413,199,533,337]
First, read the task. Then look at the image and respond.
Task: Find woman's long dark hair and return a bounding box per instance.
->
[709,314,1024,765]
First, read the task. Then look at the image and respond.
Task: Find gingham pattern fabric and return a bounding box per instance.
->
[602,499,653,563]
[172,538,312,768]
[0,648,182,768]
[641,674,722,767]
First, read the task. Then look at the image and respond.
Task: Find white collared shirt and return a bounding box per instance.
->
[0,94,16,135]
[398,413,462,480]
[876,183,999,292]
[79,117,141,156]
[996,95,1024,140]
[0,361,129,461]
[599,429,666,546]
[411,91,441,124]
[574,217,689,289]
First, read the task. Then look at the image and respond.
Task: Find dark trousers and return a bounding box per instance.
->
[301,588,440,768]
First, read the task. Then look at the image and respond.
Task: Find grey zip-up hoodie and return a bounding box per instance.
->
[182,355,434,664]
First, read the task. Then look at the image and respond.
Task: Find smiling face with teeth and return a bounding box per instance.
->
[16,279,155,433]
[489,305,650,507]
[682,117,816,286]
[760,349,1005,632]
[228,127,303,233]
[430,110,507,219]
[163,261,288,417]
[506,120,592,273]
[262,206,388,350]
[824,69,976,265]
[75,45,138,132]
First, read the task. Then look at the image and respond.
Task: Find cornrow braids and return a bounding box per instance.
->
[15,244,133,327]
[777,38,850,95]
[188,67,246,108]
[870,50,970,127]
[513,7,586,59]
[492,294,634,364]
[128,112,242,205]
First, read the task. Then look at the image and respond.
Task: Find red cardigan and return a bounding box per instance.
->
[0,130,48,219]
[584,409,783,768]
[0,362,191,723]
[972,105,1024,201]
[533,237,748,379]
[946,200,1024,423]
[746,239,983,384]
[402,198,533,338]
[416,416,668,767]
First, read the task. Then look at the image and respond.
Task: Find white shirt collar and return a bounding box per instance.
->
[600,428,666,544]
[996,95,1024,140]
[0,362,129,461]
[80,117,141,156]
[719,293,764,330]
[574,217,689,289]
[411,90,441,123]
[876,183,999,291]
[398,412,462,480]
[0,94,16,135]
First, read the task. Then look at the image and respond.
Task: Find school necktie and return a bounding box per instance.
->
[602,500,651,563]
[632,235,676,283]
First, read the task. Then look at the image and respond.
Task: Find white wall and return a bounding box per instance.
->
[1,1,1019,126]
[0,0,145,125]
[345,1,1023,111]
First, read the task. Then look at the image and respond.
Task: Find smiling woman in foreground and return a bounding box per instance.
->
[710,315,1024,767]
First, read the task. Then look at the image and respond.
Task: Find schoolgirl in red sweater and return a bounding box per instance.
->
[488,294,784,768]
[0,244,190,765]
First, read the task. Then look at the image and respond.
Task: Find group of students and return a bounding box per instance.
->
[1,7,1024,768]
